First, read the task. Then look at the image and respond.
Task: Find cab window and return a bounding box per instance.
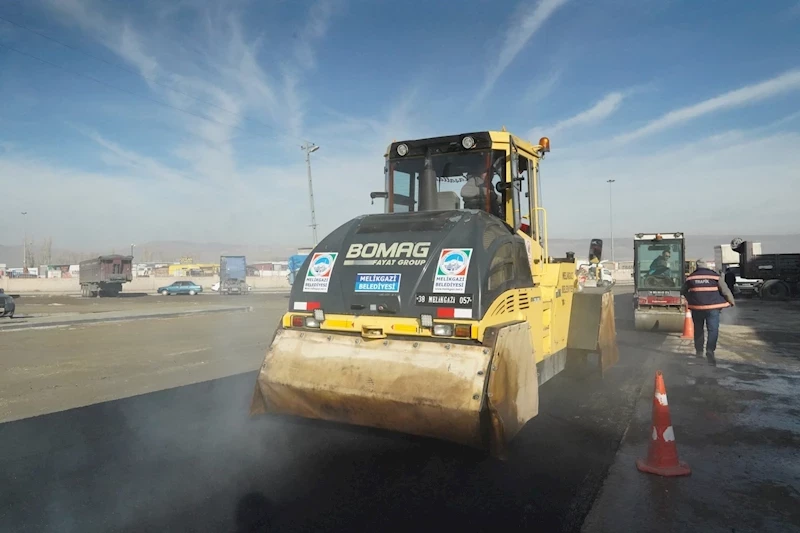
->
[387,149,506,219]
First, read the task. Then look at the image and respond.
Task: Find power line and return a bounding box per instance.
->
[0,41,281,143]
[0,14,290,139]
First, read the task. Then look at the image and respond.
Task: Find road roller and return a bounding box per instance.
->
[250,130,619,459]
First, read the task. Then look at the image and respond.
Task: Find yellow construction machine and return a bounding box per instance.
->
[250,130,619,459]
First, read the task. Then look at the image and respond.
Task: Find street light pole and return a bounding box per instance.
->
[21,211,28,268]
[301,142,320,246]
[131,244,135,258]
[606,179,616,263]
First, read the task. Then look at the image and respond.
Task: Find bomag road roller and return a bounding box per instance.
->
[250,130,619,459]
[632,232,687,332]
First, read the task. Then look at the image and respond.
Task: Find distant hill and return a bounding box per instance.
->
[1,234,797,267]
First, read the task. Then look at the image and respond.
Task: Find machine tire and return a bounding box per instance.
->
[761,280,790,301]
[161,290,169,296]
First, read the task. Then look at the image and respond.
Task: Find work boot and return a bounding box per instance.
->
[706,351,717,366]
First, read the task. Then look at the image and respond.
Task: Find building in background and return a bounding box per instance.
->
[247,261,288,276]
[167,263,219,277]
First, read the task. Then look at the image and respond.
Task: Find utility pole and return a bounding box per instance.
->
[130,244,135,258]
[301,142,320,246]
[606,179,616,263]
[21,211,27,268]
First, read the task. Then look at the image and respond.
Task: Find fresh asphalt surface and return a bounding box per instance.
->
[0,288,669,532]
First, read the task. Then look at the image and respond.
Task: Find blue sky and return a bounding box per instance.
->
[1,0,799,250]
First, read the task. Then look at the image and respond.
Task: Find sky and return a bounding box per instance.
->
[0,0,799,251]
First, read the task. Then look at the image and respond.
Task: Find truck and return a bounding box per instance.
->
[249,129,619,460]
[714,243,763,297]
[714,243,761,273]
[732,239,800,300]
[79,255,133,297]
[632,232,686,332]
[219,255,247,295]
[287,252,310,285]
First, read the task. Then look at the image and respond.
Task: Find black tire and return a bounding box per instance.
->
[161,290,169,296]
[761,280,790,301]
[189,290,196,296]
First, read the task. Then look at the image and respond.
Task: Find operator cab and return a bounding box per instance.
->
[373,131,550,243]
[634,233,686,290]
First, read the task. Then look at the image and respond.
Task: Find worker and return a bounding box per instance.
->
[724,268,737,294]
[648,250,672,276]
[681,259,735,366]
[461,171,502,218]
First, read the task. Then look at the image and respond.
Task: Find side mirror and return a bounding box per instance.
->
[495,181,511,193]
[370,191,388,205]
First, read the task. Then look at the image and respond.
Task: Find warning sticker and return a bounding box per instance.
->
[354,273,401,293]
[303,252,338,293]
[432,248,473,294]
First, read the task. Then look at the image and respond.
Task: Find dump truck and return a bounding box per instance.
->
[79,255,133,297]
[250,130,619,459]
[732,238,800,300]
[714,242,763,297]
[632,232,686,331]
[219,255,247,295]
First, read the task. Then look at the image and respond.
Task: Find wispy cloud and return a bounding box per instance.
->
[7,0,420,247]
[530,90,626,140]
[521,68,563,107]
[542,128,800,237]
[472,0,570,106]
[612,69,800,145]
[291,0,337,71]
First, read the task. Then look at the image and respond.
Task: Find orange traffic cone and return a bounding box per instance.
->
[636,371,691,477]
[680,308,694,339]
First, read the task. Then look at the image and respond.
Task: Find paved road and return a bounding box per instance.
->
[0,289,653,532]
[3,288,796,532]
[0,295,288,423]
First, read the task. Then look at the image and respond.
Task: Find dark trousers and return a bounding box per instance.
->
[692,309,720,356]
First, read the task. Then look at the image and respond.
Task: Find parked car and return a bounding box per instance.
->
[0,290,15,318]
[156,280,203,296]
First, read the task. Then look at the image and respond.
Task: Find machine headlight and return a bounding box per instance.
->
[313,309,325,321]
[420,314,433,328]
[432,324,454,337]
[396,143,408,156]
[304,317,320,328]
[461,136,475,149]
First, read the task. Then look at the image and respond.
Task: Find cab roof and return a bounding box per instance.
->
[385,130,546,158]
